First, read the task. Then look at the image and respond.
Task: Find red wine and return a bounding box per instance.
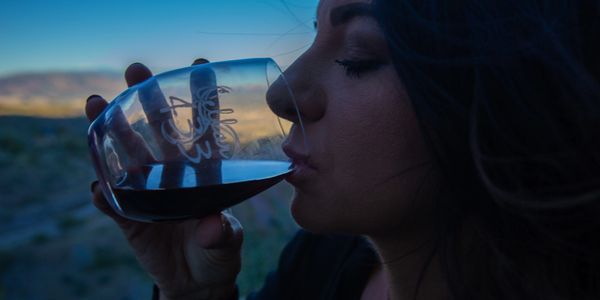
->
[112,160,292,222]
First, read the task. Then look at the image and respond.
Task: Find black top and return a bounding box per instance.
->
[152,230,379,300]
[247,230,379,300]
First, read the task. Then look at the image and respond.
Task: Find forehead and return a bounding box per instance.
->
[316,0,371,21]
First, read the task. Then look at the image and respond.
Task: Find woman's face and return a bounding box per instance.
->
[275,0,437,235]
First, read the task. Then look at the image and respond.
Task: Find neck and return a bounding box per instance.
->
[366,232,449,300]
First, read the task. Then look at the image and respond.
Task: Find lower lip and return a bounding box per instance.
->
[285,162,317,186]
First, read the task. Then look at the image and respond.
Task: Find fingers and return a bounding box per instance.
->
[138,57,212,175]
[86,62,149,122]
[189,58,222,166]
[86,95,108,121]
[125,63,153,87]
[89,59,206,123]
[88,58,215,223]
[86,94,157,167]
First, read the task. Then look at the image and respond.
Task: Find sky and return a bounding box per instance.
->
[0,0,319,76]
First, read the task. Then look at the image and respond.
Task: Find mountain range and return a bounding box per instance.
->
[0,71,126,117]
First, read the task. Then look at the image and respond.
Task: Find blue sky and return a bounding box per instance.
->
[0,0,318,76]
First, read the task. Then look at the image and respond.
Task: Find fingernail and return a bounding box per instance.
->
[193,58,209,65]
[87,95,101,103]
[90,180,99,193]
[128,62,144,68]
[220,213,234,242]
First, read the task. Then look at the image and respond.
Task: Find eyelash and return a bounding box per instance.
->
[335,59,381,79]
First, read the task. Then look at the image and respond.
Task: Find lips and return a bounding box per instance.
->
[282,144,317,185]
[283,144,308,164]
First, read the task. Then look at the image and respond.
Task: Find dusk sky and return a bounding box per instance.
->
[0,0,318,76]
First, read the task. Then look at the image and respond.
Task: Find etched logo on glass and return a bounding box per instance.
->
[159,86,239,163]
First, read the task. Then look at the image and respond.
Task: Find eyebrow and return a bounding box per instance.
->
[330,2,373,27]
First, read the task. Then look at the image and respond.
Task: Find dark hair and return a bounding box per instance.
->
[372,0,600,299]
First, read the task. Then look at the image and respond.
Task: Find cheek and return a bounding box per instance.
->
[330,81,424,187]
[292,76,434,234]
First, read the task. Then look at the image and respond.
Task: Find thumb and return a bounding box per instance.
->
[186,212,243,276]
[183,212,243,284]
[195,212,243,251]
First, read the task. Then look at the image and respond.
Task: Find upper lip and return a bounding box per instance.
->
[282,145,316,169]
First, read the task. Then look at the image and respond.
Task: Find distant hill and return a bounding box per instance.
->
[0,71,126,117]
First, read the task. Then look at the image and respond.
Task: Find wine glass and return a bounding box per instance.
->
[88,58,305,222]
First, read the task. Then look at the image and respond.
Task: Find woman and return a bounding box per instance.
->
[86,0,600,299]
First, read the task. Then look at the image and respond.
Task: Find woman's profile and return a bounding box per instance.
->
[85,0,600,299]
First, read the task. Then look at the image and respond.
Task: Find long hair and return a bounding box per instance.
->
[372,0,600,299]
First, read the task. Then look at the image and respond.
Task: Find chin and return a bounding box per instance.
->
[290,189,334,234]
[289,189,360,235]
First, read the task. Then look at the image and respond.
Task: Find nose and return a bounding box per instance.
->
[266,74,300,124]
[266,55,326,124]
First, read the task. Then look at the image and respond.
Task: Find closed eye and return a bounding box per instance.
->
[335,59,382,79]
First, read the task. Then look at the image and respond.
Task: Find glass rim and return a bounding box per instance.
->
[132,57,280,88]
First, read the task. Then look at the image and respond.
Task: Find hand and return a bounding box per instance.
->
[86,58,243,300]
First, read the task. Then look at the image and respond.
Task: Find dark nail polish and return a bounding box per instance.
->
[193,58,209,65]
[90,180,99,193]
[87,95,101,103]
